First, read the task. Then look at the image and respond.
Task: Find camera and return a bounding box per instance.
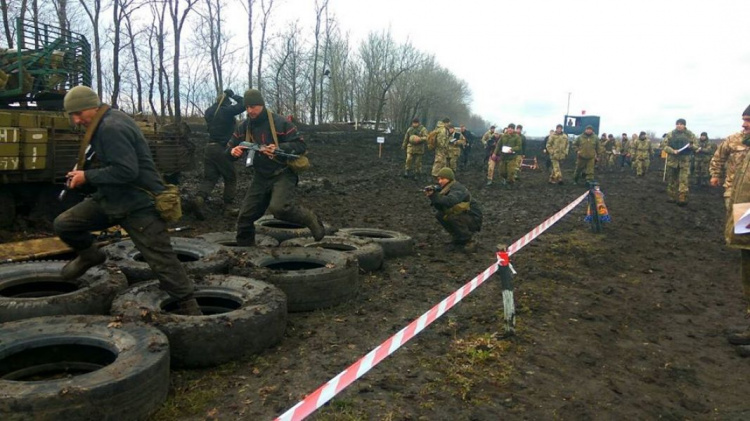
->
[423,184,441,192]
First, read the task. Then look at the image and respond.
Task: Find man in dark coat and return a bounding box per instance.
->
[54,86,200,315]
[426,167,482,252]
[227,89,325,246]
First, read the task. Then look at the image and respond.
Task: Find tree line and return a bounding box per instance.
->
[0,0,490,132]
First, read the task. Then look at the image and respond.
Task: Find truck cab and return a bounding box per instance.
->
[563,114,600,136]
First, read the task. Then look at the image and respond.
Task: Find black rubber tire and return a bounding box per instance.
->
[337,228,414,258]
[103,237,229,284]
[231,247,359,312]
[0,315,170,421]
[280,236,384,272]
[0,262,128,323]
[196,231,279,248]
[254,214,337,242]
[111,275,287,368]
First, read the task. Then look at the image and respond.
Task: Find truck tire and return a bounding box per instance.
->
[0,315,170,421]
[231,247,359,312]
[255,215,337,242]
[0,262,128,323]
[103,237,229,284]
[111,275,286,368]
[337,228,414,258]
[196,231,279,248]
[280,236,384,272]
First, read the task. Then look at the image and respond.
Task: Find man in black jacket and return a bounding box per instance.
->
[227,89,325,246]
[195,89,245,219]
[54,86,200,315]
[426,167,482,252]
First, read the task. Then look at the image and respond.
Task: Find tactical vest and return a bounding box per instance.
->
[669,130,691,151]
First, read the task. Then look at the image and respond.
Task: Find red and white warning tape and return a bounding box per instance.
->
[274,190,589,421]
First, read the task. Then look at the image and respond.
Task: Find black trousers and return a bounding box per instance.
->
[198,142,237,203]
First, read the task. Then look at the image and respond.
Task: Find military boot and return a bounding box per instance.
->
[174,295,203,316]
[61,245,107,280]
[677,192,688,207]
[193,196,207,220]
[307,213,326,241]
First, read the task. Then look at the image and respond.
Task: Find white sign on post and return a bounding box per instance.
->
[377,136,385,144]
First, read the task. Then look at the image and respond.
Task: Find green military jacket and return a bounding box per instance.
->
[402,125,428,154]
[632,138,653,159]
[573,133,602,159]
[662,129,697,168]
[493,133,522,160]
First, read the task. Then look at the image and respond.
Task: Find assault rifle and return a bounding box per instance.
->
[238,141,300,159]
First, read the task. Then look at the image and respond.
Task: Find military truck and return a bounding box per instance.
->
[0,19,195,228]
[563,114,601,136]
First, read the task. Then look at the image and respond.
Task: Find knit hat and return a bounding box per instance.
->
[676,118,686,125]
[744,105,750,116]
[243,89,265,107]
[64,86,100,114]
[507,123,516,129]
[436,167,455,181]
[700,131,708,137]
[639,131,646,136]
[585,125,594,130]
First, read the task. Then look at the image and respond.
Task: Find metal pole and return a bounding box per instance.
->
[566,92,571,116]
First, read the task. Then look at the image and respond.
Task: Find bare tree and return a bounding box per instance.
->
[167,0,198,123]
[50,0,69,34]
[255,0,273,91]
[266,21,305,119]
[78,0,107,96]
[123,8,143,113]
[308,0,328,125]
[239,0,255,88]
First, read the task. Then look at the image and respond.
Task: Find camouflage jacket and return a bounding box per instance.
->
[402,125,428,153]
[632,138,653,159]
[710,132,750,198]
[434,122,451,153]
[573,133,602,159]
[481,129,495,146]
[662,129,697,168]
[724,133,750,249]
[547,133,569,160]
[694,139,717,161]
[601,137,615,152]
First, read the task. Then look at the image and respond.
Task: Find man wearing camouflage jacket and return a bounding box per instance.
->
[401,118,428,179]
[662,118,697,206]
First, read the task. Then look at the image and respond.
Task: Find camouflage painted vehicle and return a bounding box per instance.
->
[0,20,194,227]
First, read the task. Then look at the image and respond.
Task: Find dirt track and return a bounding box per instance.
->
[4,128,748,420]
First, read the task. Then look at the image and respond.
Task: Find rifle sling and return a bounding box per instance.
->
[76,104,110,168]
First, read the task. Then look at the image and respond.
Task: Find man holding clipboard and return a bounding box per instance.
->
[661,118,697,206]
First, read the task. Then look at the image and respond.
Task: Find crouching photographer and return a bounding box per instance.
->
[424,167,483,252]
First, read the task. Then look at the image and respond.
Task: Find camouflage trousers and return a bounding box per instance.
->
[601,152,615,170]
[487,158,497,181]
[666,164,690,200]
[404,152,424,173]
[446,148,461,171]
[633,157,650,176]
[574,157,596,182]
[549,159,563,183]
[692,157,711,184]
[514,155,523,180]
[198,142,237,203]
[432,150,448,176]
[54,198,194,299]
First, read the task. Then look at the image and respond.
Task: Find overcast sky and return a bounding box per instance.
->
[230,0,748,137]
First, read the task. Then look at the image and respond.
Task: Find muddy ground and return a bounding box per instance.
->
[5,127,750,420]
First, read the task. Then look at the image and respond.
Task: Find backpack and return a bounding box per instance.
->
[427,129,439,150]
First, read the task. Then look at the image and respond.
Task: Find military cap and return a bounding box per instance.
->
[744,104,750,116]
[700,131,708,136]
[244,89,265,107]
[585,125,594,130]
[64,86,100,114]
[676,118,686,125]
[507,123,516,129]
[436,167,455,181]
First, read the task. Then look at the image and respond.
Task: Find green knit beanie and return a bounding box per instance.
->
[436,167,455,181]
[64,86,100,114]
[243,89,265,107]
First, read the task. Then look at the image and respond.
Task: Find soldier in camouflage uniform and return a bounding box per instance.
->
[572,125,603,183]
[711,126,750,210]
[482,125,497,168]
[431,118,451,179]
[401,118,428,179]
[489,123,522,187]
[514,124,527,180]
[661,118,697,205]
[485,131,502,184]
[547,124,569,184]
[632,131,653,176]
[426,167,482,252]
[692,132,716,185]
[618,133,630,169]
[719,105,750,353]
[446,124,466,172]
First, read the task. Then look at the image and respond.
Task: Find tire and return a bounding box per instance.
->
[0,315,170,421]
[103,237,229,284]
[255,215,337,242]
[280,236,384,272]
[0,262,128,323]
[110,275,287,368]
[232,247,359,312]
[196,231,279,248]
[337,228,414,258]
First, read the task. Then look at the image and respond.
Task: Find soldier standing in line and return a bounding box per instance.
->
[572,125,603,184]
[458,124,475,170]
[542,129,554,172]
[485,131,502,185]
[692,132,716,186]
[598,133,609,171]
[195,89,246,219]
[547,124,569,184]
[514,124,527,181]
[431,118,451,180]
[619,133,630,169]
[632,131,653,177]
[482,125,498,169]
[425,167,482,252]
[446,124,466,172]
[661,118,697,206]
[489,123,522,187]
[401,118,428,179]
[718,105,750,356]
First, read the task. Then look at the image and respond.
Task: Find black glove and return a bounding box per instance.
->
[224,89,234,97]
